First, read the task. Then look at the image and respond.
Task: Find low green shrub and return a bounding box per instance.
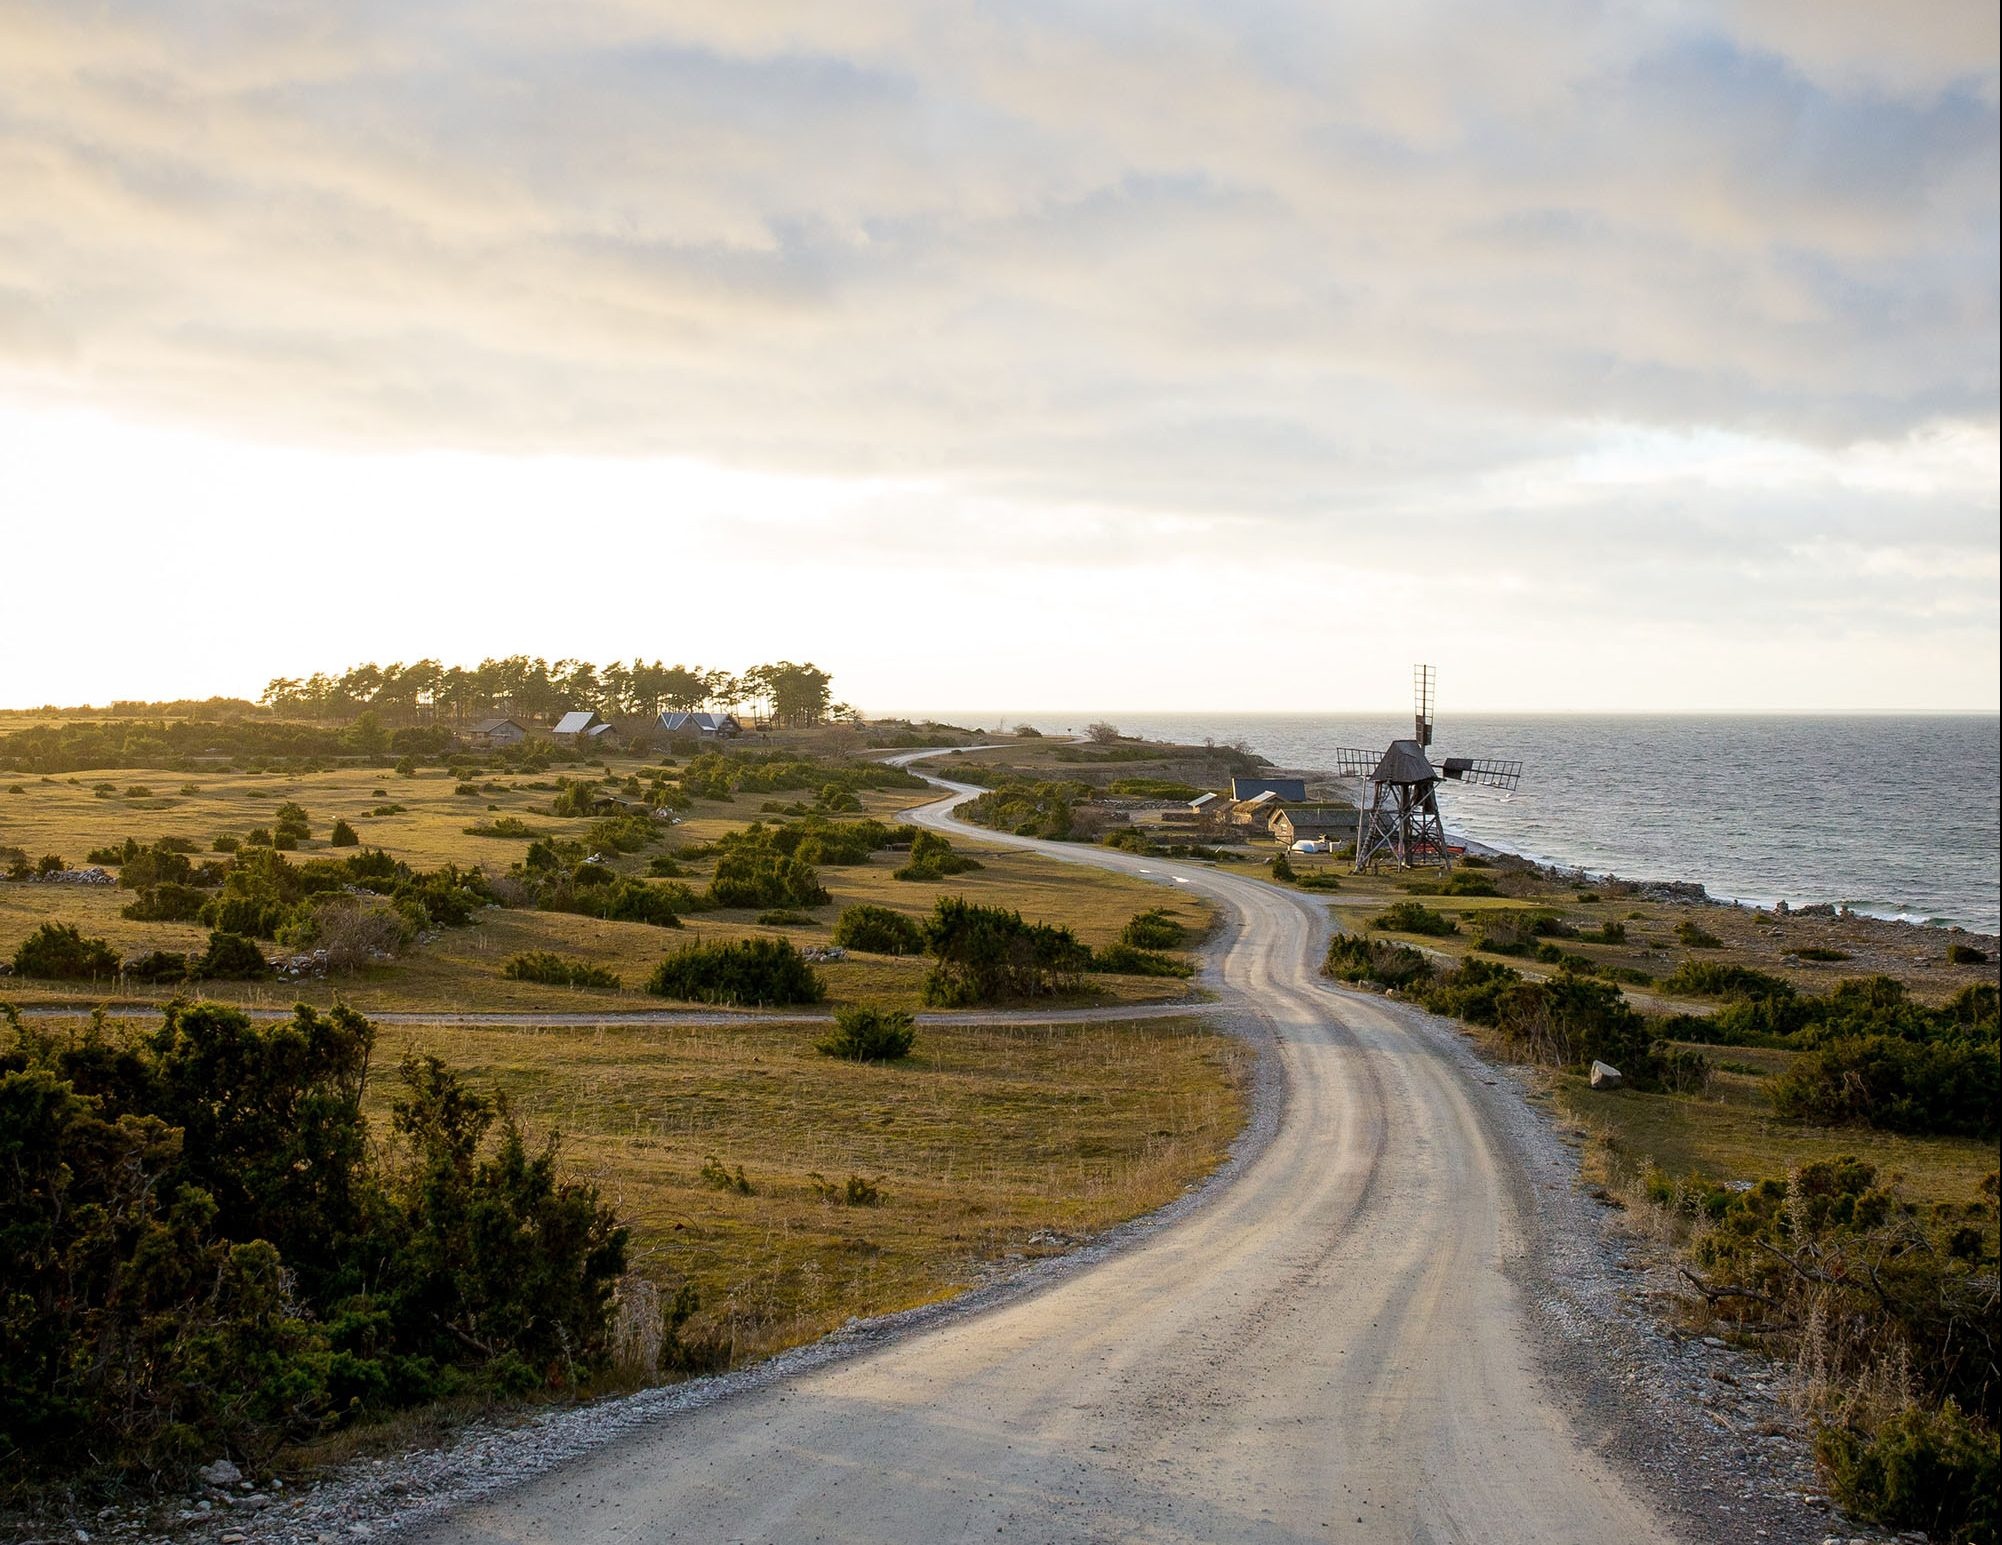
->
[921,896,1090,1005]
[1659,961,1796,999]
[586,878,690,928]
[1675,919,1724,948]
[1119,909,1187,950]
[1506,972,1649,1066]
[502,952,622,990]
[1416,957,1519,1024]
[121,882,208,922]
[1293,871,1343,892]
[893,830,983,880]
[1475,912,1539,955]
[831,904,926,955]
[466,816,543,839]
[1325,933,1432,991]
[1091,942,1194,978]
[647,938,825,1006]
[1770,1035,1998,1137]
[587,814,658,854]
[1105,777,1203,800]
[1372,901,1458,937]
[329,819,360,847]
[756,909,815,926]
[11,922,119,980]
[817,1005,917,1062]
[122,949,191,983]
[1946,943,1987,965]
[707,850,829,910]
[959,779,1090,839]
[1815,1401,1998,1545]
[1795,945,1850,962]
[193,931,271,980]
[1675,1159,1999,1542]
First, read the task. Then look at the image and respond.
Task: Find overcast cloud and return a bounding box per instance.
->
[0,1,1994,710]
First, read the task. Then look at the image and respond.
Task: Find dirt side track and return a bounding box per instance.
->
[393,756,1698,1545]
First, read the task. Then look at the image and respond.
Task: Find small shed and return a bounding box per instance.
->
[467,717,528,747]
[553,710,606,743]
[1161,789,1223,827]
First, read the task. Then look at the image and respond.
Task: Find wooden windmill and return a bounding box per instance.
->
[1333,665,1522,872]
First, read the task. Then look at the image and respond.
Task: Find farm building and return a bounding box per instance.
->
[1270,807,1359,845]
[1230,776,1307,802]
[1230,789,1285,826]
[553,710,617,746]
[657,710,743,739]
[1160,791,1222,827]
[466,717,529,747]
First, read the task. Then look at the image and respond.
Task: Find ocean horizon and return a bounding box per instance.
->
[885,710,2002,936]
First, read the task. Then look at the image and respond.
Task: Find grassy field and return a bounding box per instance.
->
[22,1004,1249,1375]
[1550,1048,1996,1206]
[0,758,1211,1013]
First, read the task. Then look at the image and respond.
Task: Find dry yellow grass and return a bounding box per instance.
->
[0,761,1211,1013]
[23,1005,1249,1371]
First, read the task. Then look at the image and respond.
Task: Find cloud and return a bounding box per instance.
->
[0,1,1992,709]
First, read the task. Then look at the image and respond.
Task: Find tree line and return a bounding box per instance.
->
[256,658,842,729]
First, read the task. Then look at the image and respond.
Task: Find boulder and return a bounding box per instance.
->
[198,1458,242,1487]
[1589,1060,1623,1090]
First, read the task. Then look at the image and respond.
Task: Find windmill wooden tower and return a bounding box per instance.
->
[1334,665,1522,872]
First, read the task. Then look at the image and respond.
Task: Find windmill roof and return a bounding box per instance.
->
[1373,739,1438,784]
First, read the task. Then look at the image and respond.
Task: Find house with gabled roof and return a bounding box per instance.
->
[657,710,742,739]
[466,717,529,747]
[553,710,618,746]
[1271,806,1359,845]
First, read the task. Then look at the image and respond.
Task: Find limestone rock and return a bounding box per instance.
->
[1589,1060,1623,1090]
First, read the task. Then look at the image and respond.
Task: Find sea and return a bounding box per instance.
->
[904,712,2002,936]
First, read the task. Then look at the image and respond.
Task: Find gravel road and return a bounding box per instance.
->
[380,760,1718,1545]
[120,755,1862,1545]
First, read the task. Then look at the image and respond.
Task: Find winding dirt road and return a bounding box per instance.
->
[412,761,1676,1544]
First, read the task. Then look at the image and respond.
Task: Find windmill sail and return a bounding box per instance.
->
[1439,756,1522,791]
[1332,747,1380,778]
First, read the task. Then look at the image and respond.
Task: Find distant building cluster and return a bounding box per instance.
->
[466,709,744,751]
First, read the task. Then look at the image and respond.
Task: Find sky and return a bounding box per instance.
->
[0,1,1996,715]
